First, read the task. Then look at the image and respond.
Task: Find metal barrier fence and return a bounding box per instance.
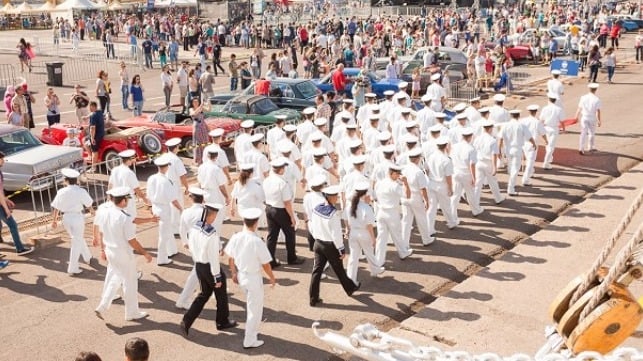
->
[507,70,532,88]
[446,80,478,108]
[26,158,135,235]
[0,64,16,92]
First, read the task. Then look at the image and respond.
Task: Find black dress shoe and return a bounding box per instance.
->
[179,321,189,338]
[310,298,323,307]
[270,260,281,269]
[287,256,305,265]
[349,282,361,296]
[174,234,181,239]
[216,320,238,330]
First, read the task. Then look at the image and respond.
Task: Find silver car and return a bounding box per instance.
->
[0,125,83,192]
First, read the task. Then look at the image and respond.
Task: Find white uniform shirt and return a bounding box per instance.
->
[374,177,403,210]
[341,170,370,199]
[540,103,565,130]
[197,162,227,203]
[577,93,601,122]
[234,133,253,162]
[417,107,436,141]
[464,106,482,124]
[547,78,564,106]
[224,230,273,274]
[426,151,453,185]
[310,203,344,250]
[401,162,428,197]
[51,185,93,213]
[296,120,316,145]
[202,144,231,168]
[450,142,477,175]
[231,180,265,210]
[473,132,499,162]
[345,201,375,232]
[102,206,136,251]
[188,223,221,275]
[500,120,532,149]
[426,83,446,111]
[371,159,395,185]
[266,126,286,159]
[93,201,114,231]
[362,127,381,153]
[147,173,177,206]
[263,172,292,208]
[488,105,510,126]
[303,191,326,221]
[304,163,331,189]
[166,151,187,186]
[520,116,545,143]
[108,165,139,196]
[179,203,205,245]
[282,157,302,189]
[243,149,270,182]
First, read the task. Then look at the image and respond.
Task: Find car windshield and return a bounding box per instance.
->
[364,71,382,82]
[0,129,42,156]
[250,98,279,114]
[153,111,176,124]
[550,28,565,37]
[222,102,249,113]
[295,81,321,99]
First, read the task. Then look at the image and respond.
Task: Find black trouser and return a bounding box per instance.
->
[637,47,643,62]
[218,34,226,47]
[309,239,358,302]
[80,28,84,40]
[611,36,619,48]
[213,58,225,75]
[307,231,315,251]
[183,36,189,51]
[183,263,230,330]
[265,205,297,263]
[97,95,108,113]
[589,64,599,83]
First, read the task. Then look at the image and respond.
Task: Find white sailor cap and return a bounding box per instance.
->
[346,123,358,130]
[61,168,80,178]
[309,174,328,187]
[277,141,293,154]
[322,185,341,195]
[209,128,225,137]
[365,93,377,98]
[546,92,559,99]
[435,136,450,146]
[342,99,354,104]
[188,187,206,196]
[270,157,288,168]
[394,92,407,100]
[311,133,323,141]
[250,133,264,142]
[274,115,288,122]
[348,139,363,148]
[481,119,495,127]
[403,134,419,143]
[370,105,380,112]
[453,103,467,112]
[118,149,136,158]
[165,137,181,147]
[314,117,328,126]
[421,94,432,102]
[456,113,468,121]
[401,107,412,114]
[493,94,506,102]
[434,112,447,118]
[429,124,443,133]
[153,154,172,166]
[204,202,223,211]
[405,120,418,128]
[377,131,392,141]
[369,114,380,121]
[551,70,562,75]
[381,144,396,153]
[478,107,490,113]
[431,73,441,81]
[313,148,327,157]
[239,163,255,171]
[461,127,475,136]
[398,81,409,88]
[389,164,403,172]
[351,155,367,164]
[354,181,370,191]
[408,147,423,158]
[383,90,395,96]
[527,104,539,111]
[107,186,132,197]
[283,124,297,132]
[303,107,316,115]
[340,113,352,120]
[509,109,521,115]
[469,97,481,103]
[588,83,599,89]
[241,120,255,128]
[239,207,263,220]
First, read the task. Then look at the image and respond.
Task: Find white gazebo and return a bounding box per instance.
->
[0,3,15,14]
[154,0,197,8]
[10,1,35,14]
[107,0,127,11]
[38,1,58,12]
[55,0,99,10]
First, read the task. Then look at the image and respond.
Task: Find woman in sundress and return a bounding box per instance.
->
[189,97,208,166]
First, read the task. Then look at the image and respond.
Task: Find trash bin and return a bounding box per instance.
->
[46,62,64,87]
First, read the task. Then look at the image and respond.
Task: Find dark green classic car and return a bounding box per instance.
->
[207,95,301,126]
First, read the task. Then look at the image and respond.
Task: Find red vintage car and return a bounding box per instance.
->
[484,42,533,62]
[40,123,164,171]
[113,105,241,158]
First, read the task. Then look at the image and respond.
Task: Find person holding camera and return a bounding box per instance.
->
[44,88,61,129]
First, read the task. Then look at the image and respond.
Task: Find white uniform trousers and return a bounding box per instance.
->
[62,213,91,273]
[100,248,141,319]
[239,272,264,347]
[543,127,559,168]
[152,204,177,264]
[401,198,432,244]
[521,143,537,186]
[579,120,596,152]
[475,160,504,203]
[427,183,458,235]
[176,265,198,307]
[347,229,380,283]
[98,263,121,307]
[450,173,483,219]
[506,146,522,194]
[170,185,184,234]
[375,207,411,265]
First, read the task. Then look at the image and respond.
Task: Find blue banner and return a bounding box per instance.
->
[550,59,580,77]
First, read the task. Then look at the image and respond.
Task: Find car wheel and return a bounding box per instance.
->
[103,150,121,171]
[181,137,194,159]
[139,132,162,154]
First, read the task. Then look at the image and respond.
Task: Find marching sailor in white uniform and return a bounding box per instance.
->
[108,149,149,217]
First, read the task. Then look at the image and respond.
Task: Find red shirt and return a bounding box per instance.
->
[255,79,270,95]
[332,70,346,92]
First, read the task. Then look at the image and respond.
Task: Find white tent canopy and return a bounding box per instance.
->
[10,1,35,14]
[94,0,108,9]
[0,3,15,14]
[55,0,99,10]
[108,0,127,10]
[154,0,197,8]
[38,1,58,12]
